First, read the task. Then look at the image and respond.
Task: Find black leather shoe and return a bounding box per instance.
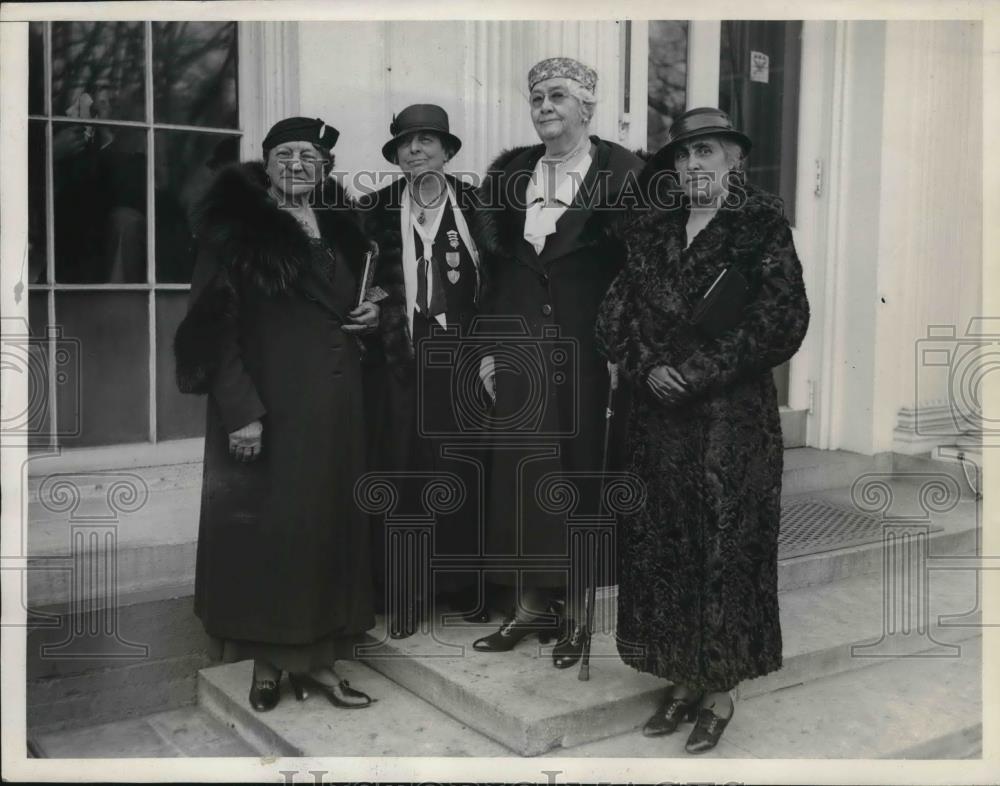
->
[551,620,590,669]
[684,702,734,753]
[289,673,375,709]
[472,612,558,652]
[248,665,281,712]
[642,687,702,736]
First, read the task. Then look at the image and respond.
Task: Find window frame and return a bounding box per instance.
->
[28,20,256,452]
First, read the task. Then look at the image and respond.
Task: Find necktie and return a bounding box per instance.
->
[416,256,429,314]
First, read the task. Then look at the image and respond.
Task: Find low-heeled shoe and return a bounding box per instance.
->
[684,704,734,753]
[248,669,281,712]
[642,688,702,736]
[472,614,558,652]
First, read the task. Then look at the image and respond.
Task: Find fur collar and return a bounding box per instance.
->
[631,176,786,235]
[471,136,643,259]
[192,160,368,295]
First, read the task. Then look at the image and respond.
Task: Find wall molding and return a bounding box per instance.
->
[893,402,981,455]
[238,22,300,160]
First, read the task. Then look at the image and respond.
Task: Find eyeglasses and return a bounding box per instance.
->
[273,150,321,166]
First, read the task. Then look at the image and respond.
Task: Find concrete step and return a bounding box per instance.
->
[542,635,982,759]
[28,652,210,731]
[26,458,202,608]
[26,592,211,730]
[780,448,883,496]
[191,556,981,759]
[348,562,981,756]
[23,448,886,609]
[38,634,982,760]
[29,705,255,758]
[197,659,510,756]
[772,475,977,592]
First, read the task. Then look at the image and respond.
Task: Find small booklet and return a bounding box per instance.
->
[690,265,749,338]
[356,251,389,307]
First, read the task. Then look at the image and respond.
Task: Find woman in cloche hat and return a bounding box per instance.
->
[175,116,381,713]
[359,104,487,639]
[595,107,811,752]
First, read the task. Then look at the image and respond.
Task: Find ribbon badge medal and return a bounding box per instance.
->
[446,229,460,249]
[445,245,461,284]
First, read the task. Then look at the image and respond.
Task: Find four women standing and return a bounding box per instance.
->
[178,61,809,755]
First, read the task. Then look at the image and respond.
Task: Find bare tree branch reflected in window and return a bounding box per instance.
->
[154,22,238,129]
[647,21,688,153]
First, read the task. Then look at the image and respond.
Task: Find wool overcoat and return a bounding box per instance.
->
[594,177,810,692]
[174,161,375,645]
[358,175,489,599]
[473,136,643,588]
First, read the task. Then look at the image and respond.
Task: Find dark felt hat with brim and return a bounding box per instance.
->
[656,107,752,163]
[382,104,462,164]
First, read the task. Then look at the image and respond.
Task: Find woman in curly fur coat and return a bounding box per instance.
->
[174,117,379,713]
[595,108,810,753]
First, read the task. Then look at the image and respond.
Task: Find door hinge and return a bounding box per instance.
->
[807,379,816,415]
[814,159,823,197]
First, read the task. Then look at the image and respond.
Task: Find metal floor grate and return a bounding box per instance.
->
[777,498,938,560]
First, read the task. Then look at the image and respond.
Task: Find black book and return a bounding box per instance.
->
[690,265,749,338]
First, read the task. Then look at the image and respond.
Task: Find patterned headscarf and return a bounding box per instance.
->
[528,57,598,93]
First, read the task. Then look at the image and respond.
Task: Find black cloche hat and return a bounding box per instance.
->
[382,104,462,164]
[657,107,752,162]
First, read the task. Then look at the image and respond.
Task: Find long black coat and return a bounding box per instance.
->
[594,178,810,692]
[473,136,643,588]
[358,176,488,599]
[174,162,375,645]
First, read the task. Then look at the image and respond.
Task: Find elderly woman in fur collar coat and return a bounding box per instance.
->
[595,108,810,753]
[470,58,643,668]
[174,117,379,713]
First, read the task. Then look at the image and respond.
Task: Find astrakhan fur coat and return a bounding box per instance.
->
[594,177,810,691]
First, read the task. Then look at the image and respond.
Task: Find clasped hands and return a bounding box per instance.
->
[646,364,689,405]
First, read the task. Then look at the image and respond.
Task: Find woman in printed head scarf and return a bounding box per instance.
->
[358,104,489,639]
[175,117,381,713]
[471,58,643,669]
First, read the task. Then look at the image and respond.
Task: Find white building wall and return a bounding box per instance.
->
[876,21,983,454]
[809,20,982,456]
[822,21,888,455]
[297,20,634,195]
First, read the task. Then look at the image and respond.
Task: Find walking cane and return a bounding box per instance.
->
[578,362,619,681]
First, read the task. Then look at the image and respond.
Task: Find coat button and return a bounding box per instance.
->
[541,303,553,317]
